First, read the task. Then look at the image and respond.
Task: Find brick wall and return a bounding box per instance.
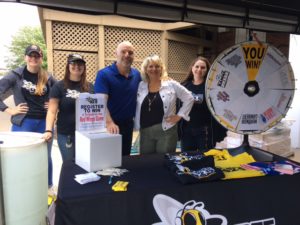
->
[215,29,235,61]
[216,29,290,59]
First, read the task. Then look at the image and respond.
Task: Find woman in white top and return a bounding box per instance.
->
[135,55,193,154]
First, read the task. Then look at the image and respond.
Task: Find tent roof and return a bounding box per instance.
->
[6,0,300,34]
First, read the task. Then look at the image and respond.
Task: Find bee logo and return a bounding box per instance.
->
[153,194,227,225]
[152,194,275,225]
[175,201,207,225]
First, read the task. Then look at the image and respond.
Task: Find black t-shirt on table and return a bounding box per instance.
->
[22,66,49,119]
[50,80,93,135]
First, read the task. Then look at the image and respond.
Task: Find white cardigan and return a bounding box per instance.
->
[134,80,194,131]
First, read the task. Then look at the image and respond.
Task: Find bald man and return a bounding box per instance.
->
[94,41,141,155]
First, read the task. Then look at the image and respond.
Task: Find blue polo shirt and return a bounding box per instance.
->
[94,62,141,122]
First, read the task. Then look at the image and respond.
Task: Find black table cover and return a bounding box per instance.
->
[55,152,300,225]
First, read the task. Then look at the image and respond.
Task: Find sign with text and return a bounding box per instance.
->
[75,93,106,132]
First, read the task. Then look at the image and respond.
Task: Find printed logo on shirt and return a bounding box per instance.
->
[176,165,218,180]
[22,80,46,95]
[166,152,205,164]
[66,89,80,99]
[193,93,203,104]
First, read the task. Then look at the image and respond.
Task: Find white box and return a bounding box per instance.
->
[75,131,122,172]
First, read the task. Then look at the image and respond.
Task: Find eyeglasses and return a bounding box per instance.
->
[28,54,42,59]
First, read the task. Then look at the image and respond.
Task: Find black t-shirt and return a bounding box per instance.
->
[140,92,164,129]
[50,80,93,135]
[164,152,224,184]
[22,66,49,119]
[183,81,211,128]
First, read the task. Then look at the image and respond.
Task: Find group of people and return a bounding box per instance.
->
[94,41,226,156]
[0,41,227,189]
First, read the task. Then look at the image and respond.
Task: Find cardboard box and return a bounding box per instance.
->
[75,131,122,172]
[250,137,292,157]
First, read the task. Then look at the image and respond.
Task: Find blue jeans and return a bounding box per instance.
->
[180,126,214,152]
[12,118,53,187]
[57,133,75,162]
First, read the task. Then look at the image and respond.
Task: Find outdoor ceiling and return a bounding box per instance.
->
[5,0,300,34]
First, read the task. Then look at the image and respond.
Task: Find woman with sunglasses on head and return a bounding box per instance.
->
[43,54,94,162]
[0,44,57,188]
[135,55,193,154]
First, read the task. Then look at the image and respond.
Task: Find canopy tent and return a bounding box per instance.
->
[3,0,300,34]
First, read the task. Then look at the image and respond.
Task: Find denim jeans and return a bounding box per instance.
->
[57,133,75,162]
[12,118,53,187]
[140,123,177,154]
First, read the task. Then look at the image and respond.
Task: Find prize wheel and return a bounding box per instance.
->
[206,41,295,135]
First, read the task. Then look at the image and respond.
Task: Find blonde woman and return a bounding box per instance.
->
[134,55,193,154]
[0,44,57,188]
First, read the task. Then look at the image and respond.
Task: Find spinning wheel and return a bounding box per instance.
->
[205,41,295,158]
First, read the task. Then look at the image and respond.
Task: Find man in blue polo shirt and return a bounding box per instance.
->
[94,41,141,155]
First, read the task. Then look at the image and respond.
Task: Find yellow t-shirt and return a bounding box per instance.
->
[205,149,265,179]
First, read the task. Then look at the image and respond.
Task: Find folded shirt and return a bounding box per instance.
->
[74,172,101,185]
[164,152,208,171]
[175,164,225,184]
[164,151,224,184]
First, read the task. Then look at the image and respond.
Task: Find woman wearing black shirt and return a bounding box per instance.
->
[179,56,227,152]
[43,54,93,161]
[0,44,56,188]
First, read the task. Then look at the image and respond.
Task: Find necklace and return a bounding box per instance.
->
[147,92,158,111]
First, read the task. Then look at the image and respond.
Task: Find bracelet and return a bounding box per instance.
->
[45,130,53,133]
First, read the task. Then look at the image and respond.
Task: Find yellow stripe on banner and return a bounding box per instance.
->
[242,43,268,81]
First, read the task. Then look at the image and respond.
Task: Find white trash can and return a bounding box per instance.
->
[0,132,48,225]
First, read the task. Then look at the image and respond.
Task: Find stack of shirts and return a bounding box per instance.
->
[164,152,224,184]
[165,150,300,184]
